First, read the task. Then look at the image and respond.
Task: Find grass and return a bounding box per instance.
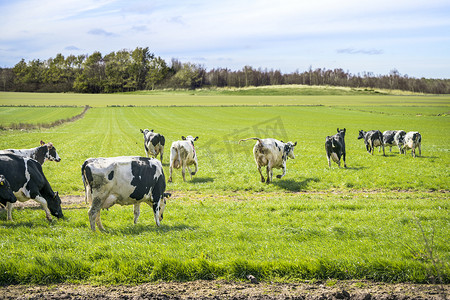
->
[0,105,448,194]
[0,106,84,128]
[0,88,449,285]
[0,192,448,284]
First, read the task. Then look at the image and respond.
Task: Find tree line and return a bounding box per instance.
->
[1,47,449,94]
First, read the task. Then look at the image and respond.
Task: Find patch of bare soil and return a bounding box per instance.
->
[0,280,447,300]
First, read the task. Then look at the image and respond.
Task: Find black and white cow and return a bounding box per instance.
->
[0,153,63,221]
[168,136,199,182]
[81,156,170,231]
[0,140,61,165]
[140,129,165,162]
[325,128,347,168]
[401,131,422,157]
[239,137,297,184]
[358,130,385,155]
[383,130,406,153]
[0,175,17,208]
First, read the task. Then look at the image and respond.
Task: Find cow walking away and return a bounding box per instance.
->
[169,135,199,182]
[325,128,347,168]
[140,129,165,162]
[81,156,170,231]
[0,175,17,208]
[401,131,422,157]
[239,137,297,184]
[0,154,63,221]
[383,130,406,153]
[358,130,385,155]
[0,140,61,165]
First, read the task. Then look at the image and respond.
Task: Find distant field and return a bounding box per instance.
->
[1,88,449,107]
[0,106,84,127]
[0,89,448,286]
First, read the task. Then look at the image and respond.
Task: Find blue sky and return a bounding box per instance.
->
[1,0,449,78]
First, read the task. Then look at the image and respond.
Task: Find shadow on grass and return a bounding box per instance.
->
[109,223,197,235]
[273,177,320,191]
[191,177,214,183]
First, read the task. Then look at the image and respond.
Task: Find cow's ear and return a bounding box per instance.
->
[47,143,54,149]
[294,142,297,146]
[182,136,186,140]
[344,128,346,132]
[140,129,144,133]
[151,129,154,132]
[194,136,199,141]
[337,128,340,133]
[40,140,45,146]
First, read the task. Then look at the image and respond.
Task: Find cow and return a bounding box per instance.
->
[168,136,199,182]
[383,130,406,153]
[401,131,422,157]
[81,156,170,231]
[0,153,63,221]
[0,140,61,165]
[358,130,385,155]
[239,137,297,184]
[325,128,347,168]
[140,129,165,162]
[0,175,17,208]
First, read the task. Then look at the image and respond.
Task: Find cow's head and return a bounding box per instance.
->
[47,191,64,219]
[357,130,366,140]
[40,141,61,162]
[155,192,171,226]
[337,128,346,137]
[284,141,297,159]
[182,135,199,144]
[0,175,16,207]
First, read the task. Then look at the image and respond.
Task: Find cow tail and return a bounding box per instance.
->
[239,137,262,144]
[81,161,90,204]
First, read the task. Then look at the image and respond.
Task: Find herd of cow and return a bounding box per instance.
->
[0,127,422,231]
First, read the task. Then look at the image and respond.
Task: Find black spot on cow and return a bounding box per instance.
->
[108,171,114,180]
[130,158,157,201]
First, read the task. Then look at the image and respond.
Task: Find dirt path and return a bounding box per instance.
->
[0,279,448,299]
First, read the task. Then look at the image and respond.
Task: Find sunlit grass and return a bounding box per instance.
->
[0,192,448,284]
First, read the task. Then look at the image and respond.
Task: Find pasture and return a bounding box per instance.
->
[0,89,449,285]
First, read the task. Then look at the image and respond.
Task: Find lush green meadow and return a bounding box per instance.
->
[0,89,449,285]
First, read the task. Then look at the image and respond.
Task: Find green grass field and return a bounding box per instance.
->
[0,88,449,285]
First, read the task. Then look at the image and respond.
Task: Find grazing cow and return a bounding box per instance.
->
[401,131,422,157]
[394,130,407,153]
[0,153,63,221]
[0,140,61,165]
[81,156,170,231]
[325,128,347,168]
[358,130,385,155]
[140,129,165,162]
[0,175,17,207]
[168,136,199,182]
[239,137,297,184]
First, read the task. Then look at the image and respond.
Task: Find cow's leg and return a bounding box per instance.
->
[192,161,198,176]
[382,145,385,156]
[266,165,273,184]
[181,162,187,182]
[257,165,265,182]
[6,202,13,221]
[412,147,416,158]
[277,162,287,179]
[33,195,52,222]
[133,203,141,224]
[418,144,421,156]
[160,149,164,162]
[187,166,193,180]
[168,162,173,182]
[88,196,103,231]
[327,154,331,167]
[343,152,347,168]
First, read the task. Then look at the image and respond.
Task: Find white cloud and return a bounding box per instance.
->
[0,0,449,77]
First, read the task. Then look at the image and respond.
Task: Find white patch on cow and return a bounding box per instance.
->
[331,152,339,162]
